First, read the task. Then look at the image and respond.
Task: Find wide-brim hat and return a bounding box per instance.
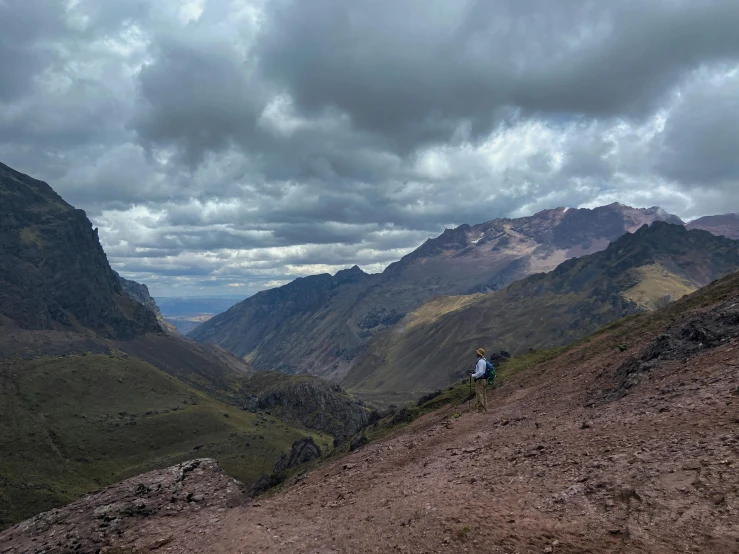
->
[476,348,485,357]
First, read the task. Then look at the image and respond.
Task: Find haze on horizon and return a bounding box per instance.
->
[1,0,738,296]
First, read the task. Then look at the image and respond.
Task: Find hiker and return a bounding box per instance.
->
[470,348,488,412]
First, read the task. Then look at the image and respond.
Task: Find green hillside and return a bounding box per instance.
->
[0,353,330,528]
[343,222,739,404]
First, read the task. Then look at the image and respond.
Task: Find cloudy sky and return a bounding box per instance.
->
[2,0,739,296]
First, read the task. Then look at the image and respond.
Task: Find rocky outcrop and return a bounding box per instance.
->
[238,372,374,442]
[190,204,683,381]
[273,437,322,473]
[607,294,739,400]
[349,434,369,451]
[0,459,246,553]
[0,161,160,339]
[117,272,179,335]
[249,437,323,496]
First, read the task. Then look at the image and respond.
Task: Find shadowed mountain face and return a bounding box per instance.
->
[342,223,739,404]
[686,213,739,239]
[0,162,159,339]
[116,274,179,335]
[190,204,683,380]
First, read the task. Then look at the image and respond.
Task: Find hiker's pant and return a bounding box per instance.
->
[475,379,487,411]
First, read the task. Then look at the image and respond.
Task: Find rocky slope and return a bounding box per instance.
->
[0,459,246,553]
[686,212,739,239]
[235,372,374,443]
[0,161,160,339]
[117,273,179,335]
[343,222,739,403]
[190,204,682,380]
[5,269,739,554]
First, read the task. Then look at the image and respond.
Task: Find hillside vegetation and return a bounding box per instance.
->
[0,353,330,528]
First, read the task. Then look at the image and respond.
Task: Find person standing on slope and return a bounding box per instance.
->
[470,348,488,412]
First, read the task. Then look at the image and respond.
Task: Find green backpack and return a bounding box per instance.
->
[484,359,496,385]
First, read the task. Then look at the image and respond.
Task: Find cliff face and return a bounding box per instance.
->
[0,162,159,338]
[117,273,179,335]
[190,204,683,380]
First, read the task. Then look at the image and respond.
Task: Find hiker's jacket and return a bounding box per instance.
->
[472,358,486,380]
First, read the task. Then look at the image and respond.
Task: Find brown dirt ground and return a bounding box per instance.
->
[139,333,737,553]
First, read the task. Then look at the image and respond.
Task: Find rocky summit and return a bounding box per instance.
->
[190,203,683,381]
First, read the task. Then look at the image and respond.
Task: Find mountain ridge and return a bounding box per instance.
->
[686,212,739,239]
[116,273,180,335]
[189,204,686,380]
[342,221,739,403]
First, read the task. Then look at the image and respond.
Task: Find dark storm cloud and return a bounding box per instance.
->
[657,71,739,187]
[0,0,738,295]
[0,0,66,101]
[132,37,263,166]
[258,0,739,147]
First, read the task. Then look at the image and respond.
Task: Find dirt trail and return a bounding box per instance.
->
[133,334,738,554]
[2,310,738,553]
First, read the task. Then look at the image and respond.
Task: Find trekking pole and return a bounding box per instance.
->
[468,375,472,412]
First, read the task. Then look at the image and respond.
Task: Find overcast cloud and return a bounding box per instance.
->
[1,0,738,296]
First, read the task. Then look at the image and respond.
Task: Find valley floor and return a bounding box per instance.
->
[3,305,738,553]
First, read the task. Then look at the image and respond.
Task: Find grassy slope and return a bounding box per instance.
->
[620,263,697,307]
[0,353,330,528]
[344,225,739,404]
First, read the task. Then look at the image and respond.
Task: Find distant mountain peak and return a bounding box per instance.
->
[333,265,370,285]
[686,213,739,240]
[335,265,365,276]
[191,201,688,379]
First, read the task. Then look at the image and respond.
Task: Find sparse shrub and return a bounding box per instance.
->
[457,526,471,541]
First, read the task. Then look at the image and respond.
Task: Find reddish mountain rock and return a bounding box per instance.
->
[0,459,246,554]
[686,213,739,239]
